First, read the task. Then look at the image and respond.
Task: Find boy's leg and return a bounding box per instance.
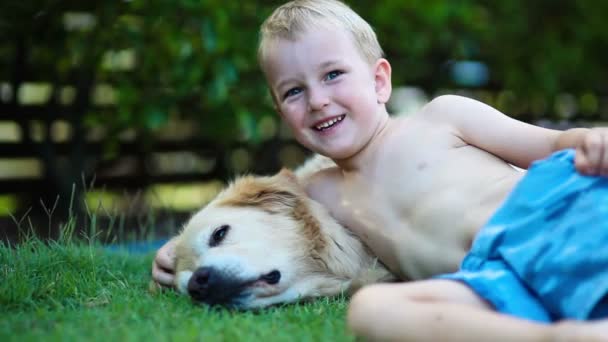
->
[347,279,608,342]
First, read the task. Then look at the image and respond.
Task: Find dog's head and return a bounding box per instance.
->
[173,169,387,309]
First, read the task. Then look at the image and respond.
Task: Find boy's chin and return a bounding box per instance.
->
[298,137,362,160]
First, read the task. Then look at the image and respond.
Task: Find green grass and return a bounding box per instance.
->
[0,238,355,342]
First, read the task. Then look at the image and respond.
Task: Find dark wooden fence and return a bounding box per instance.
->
[0,43,310,242]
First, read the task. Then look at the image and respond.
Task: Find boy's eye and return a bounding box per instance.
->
[325,70,343,81]
[283,87,302,100]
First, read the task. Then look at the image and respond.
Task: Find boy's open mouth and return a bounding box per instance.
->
[312,114,345,131]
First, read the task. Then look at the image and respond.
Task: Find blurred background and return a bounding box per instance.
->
[1,0,607,244]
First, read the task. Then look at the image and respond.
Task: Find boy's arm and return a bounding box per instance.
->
[423,95,559,168]
[425,95,608,174]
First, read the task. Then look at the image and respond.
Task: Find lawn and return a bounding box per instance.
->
[1,237,355,342]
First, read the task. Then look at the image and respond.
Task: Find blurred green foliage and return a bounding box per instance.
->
[94,0,280,143]
[361,0,608,95]
[1,0,607,145]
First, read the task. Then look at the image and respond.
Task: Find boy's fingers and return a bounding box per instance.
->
[575,148,591,174]
[600,134,608,175]
[152,263,175,286]
[155,251,174,270]
[155,241,177,270]
[582,133,603,174]
[151,239,179,287]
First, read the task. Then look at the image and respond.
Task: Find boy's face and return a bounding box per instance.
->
[262,26,390,160]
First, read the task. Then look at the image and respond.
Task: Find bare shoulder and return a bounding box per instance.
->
[293,154,336,180]
[419,94,519,130]
[385,98,463,148]
[419,94,560,167]
[419,94,489,122]
[292,154,341,209]
[301,166,343,206]
[388,95,472,137]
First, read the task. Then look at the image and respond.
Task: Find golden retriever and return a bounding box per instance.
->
[172,156,395,309]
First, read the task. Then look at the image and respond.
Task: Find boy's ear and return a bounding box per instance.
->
[373,58,392,104]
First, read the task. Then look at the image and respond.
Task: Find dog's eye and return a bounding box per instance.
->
[261,270,281,285]
[209,224,230,247]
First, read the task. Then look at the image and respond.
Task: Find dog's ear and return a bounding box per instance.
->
[250,187,299,213]
[216,175,300,214]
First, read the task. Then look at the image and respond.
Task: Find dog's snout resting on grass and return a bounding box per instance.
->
[186,266,282,306]
[172,156,396,309]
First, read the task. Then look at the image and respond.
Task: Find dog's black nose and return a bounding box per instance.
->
[187,267,212,301]
[187,266,251,306]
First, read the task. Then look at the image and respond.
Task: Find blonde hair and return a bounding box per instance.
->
[258,0,384,71]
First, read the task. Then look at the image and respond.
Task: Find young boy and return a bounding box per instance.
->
[154,0,608,340]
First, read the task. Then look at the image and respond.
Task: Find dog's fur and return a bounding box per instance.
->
[173,155,396,309]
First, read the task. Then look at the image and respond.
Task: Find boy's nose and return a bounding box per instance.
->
[308,88,330,111]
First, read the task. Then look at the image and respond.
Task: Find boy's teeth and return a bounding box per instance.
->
[315,115,344,130]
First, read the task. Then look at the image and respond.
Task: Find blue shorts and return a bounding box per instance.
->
[438,149,608,322]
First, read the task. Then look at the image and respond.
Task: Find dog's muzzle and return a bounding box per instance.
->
[187,266,282,307]
[187,266,251,306]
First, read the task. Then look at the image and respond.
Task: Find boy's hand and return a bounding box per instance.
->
[151,238,177,288]
[575,128,608,176]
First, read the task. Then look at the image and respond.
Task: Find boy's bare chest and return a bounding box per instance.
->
[366,125,521,251]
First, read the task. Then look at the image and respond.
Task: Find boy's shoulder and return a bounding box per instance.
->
[387,96,466,138]
[303,165,342,191]
[294,154,337,181]
[401,94,493,137]
[420,94,506,127]
[419,95,475,120]
[389,95,466,134]
[299,164,343,206]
